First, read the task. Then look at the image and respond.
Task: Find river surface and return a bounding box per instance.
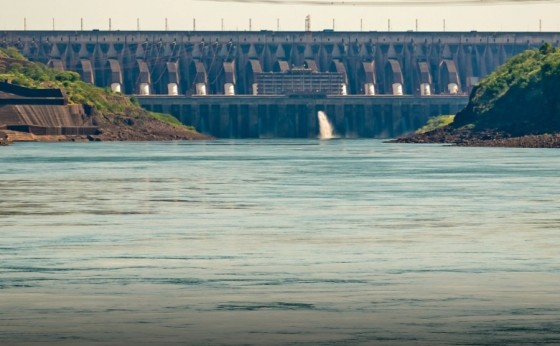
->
[1,140,559,345]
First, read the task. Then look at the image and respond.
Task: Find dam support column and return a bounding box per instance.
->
[392,103,402,138]
[228,105,239,138]
[212,105,224,138]
[364,104,375,138]
[400,104,411,134]
[249,104,259,138]
[257,105,267,138]
[308,104,318,138]
[381,105,392,138]
[180,105,191,125]
[355,104,367,138]
[239,105,248,138]
[275,104,290,137]
[334,105,344,138]
[372,105,383,137]
[295,105,307,138]
[344,105,354,138]
[200,105,210,135]
[191,104,202,134]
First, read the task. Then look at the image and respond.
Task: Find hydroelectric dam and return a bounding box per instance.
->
[2,30,559,138]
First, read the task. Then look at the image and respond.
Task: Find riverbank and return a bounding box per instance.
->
[0,114,211,143]
[87,111,210,141]
[0,108,211,144]
[0,49,211,144]
[392,126,560,148]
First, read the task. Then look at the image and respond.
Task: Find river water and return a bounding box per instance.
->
[1,140,559,345]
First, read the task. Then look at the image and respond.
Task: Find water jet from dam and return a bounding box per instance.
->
[318,111,335,139]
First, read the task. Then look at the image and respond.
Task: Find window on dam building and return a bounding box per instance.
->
[255,69,345,95]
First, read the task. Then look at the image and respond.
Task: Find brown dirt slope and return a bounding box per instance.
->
[89,111,210,141]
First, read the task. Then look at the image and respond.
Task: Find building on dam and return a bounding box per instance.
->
[2,30,559,138]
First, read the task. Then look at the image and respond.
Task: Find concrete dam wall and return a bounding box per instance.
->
[139,95,467,138]
[0,104,96,135]
[2,30,558,137]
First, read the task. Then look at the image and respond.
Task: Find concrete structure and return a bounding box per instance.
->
[139,94,467,138]
[2,30,558,137]
[0,81,97,135]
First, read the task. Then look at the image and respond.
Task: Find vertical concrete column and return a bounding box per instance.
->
[180,105,190,125]
[413,103,430,131]
[224,83,235,96]
[111,83,122,93]
[168,83,179,96]
[296,105,307,138]
[229,105,239,138]
[257,105,268,138]
[372,105,383,137]
[308,104,317,138]
[344,105,355,138]
[392,83,403,95]
[422,103,430,127]
[364,103,375,137]
[276,104,287,137]
[162,104,171,116]
[220,104,230,138]
[196,83,207,96]
[391,103,402,138]
[239,105,248,138]
[249,104,259,138]
[401,104,411,135]
[191,103,201,134]
[139,83,150,95]
[420,83,431,96]
[380,105,391,138]
[293,111,300,138]
[284,105,297,138]
[208,105,218,137]
[364,83,375,95]
[334,105,344,137]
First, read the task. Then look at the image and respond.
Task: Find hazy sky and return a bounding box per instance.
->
[1,0,560,32]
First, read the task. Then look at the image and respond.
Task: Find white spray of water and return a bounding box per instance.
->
[317,111,335,139]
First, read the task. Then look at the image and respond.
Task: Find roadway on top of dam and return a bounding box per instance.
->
[4,30,560,41]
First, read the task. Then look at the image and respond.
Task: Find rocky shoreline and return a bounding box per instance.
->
[87,113,211,141]
[392,126,560,148]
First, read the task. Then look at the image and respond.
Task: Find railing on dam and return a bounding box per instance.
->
[2,30,559,97]
[138,94,469,138]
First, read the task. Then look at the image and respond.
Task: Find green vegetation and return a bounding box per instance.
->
[151,112,195,130]
[453,43,560,135]
[0,47,26,60]
[416,115,455,134]
[0,47,191,130]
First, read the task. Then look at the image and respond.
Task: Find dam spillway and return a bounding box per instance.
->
[2,30,559,137]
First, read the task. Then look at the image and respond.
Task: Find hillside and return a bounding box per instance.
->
[396,43,560,147]
[0,47,209,142]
